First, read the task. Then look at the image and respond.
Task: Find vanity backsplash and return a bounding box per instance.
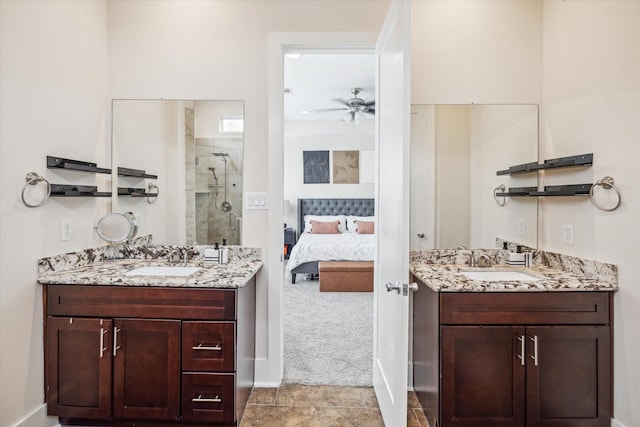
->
[410,238,617,286]
[38,235,261,275]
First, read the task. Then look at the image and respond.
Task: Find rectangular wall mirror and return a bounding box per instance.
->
[410,104,538,250]
[112,100,244,245]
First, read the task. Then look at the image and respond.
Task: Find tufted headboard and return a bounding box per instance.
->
[298,198,375,234]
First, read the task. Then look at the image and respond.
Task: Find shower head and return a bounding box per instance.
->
[208,167,218,179]
[212,152,229,157]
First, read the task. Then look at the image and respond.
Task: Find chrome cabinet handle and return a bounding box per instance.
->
[516,335,525,366]
[113,327,121,356]
[192,394,221,403]
[99,328,108,358]
[192,344,222,351]
[530,335,538,366]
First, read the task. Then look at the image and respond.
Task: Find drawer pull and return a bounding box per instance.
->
[516,335,525,366]
[193,343,222,351]
[192,394,221,403]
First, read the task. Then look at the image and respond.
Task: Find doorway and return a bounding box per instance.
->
[282,49,376,386]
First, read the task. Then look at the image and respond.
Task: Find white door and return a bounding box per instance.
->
[373,1,412,426]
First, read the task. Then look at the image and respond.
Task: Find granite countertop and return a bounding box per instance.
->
[410,262,617,292]
[38,258,262,289]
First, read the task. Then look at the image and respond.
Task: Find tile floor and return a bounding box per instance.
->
[240,385,430,427]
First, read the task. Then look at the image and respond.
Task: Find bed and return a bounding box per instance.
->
[286,198,375,283]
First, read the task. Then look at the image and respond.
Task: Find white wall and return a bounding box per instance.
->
[106,0,391,386]
[283,120,375,229]
[0,2,110,426]
[541,2,640,426]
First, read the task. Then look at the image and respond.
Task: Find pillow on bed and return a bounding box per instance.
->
[355,220,374,234]
[309,220,341,234]
[346,216,375,233]
[304,215,347,233]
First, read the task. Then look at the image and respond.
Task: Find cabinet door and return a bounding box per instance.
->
[46,317,112,419]
[526,326,611,427]
[112,318,181,420]
[441,326,525,427]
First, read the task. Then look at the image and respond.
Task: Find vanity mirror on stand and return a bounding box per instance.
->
[410,104,539,250]
[112,100,245,246]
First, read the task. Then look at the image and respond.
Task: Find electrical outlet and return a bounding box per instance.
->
[562,224,574,245]
[517,219,526,236]
[60,219,72,242]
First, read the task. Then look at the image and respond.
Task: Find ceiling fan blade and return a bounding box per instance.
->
[331,98,349,106]
[363,108,375,115]
[364,100,375,107]
[310,108,349,113]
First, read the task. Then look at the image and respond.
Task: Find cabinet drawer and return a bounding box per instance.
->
[440,292,610,325]
[182,373,235,423]
[47,285,236,320]
[183,321,235,372]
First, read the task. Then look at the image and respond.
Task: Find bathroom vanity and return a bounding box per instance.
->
[410,253,617,427]
[39,251,261,427]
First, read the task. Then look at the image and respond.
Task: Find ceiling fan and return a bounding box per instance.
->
[309,87,375,124]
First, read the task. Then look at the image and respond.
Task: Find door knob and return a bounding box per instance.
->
[417,232,425,238]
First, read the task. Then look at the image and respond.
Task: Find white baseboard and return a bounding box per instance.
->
[13,404,59,427]
[253,381,281,388]
[611,419,628,427]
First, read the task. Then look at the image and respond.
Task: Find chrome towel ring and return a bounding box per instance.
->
[21,172,51,208]
[493,184,506,206]
[590,176,621,211]
[147,183,159,204]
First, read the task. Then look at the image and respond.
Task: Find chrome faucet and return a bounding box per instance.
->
[167,249,181,264]
[476,254,492,268]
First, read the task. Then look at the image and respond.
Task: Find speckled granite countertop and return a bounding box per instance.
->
[410,248,618,292]
[38,258,261,288]
[37,242,262,289]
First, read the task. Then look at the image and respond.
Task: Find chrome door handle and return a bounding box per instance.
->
[113,327,121,357]
[99,327,108,358]
[516,335,525,366]
[386,281,402,294]
[530,335,538,366]
[386,281,419,296]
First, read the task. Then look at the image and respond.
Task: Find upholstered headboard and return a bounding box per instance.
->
[298,198,375,233]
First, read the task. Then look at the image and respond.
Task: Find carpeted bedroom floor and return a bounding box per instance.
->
[283,269,374,387]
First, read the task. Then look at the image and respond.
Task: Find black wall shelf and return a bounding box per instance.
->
[117,187,158,198]
[498,184,592,198]
[497,153,593,176]
[47,156,111,174]
[117,167,158,179]
[50,184,111,197]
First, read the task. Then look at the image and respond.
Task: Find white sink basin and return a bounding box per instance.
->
[458,270,542,282]
[124,266,202,277]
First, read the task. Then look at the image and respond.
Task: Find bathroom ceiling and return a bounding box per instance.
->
[283,51,375,121]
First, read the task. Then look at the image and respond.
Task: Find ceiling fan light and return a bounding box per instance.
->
[340,111,353,123]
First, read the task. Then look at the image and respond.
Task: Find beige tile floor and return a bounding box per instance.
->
[240,385,430,427]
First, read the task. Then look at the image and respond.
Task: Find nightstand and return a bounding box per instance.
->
[284,228,296,259]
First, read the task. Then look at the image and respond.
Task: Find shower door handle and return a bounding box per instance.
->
[230,212,237,230]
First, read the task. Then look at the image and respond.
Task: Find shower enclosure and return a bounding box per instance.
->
[185,101,244,245]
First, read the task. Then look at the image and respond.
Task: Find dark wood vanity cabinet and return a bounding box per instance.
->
[413,283,612,427]
[44,279,256,427]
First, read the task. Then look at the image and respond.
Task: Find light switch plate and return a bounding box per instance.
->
[245,192,268,210]
[517,219,526,236]
[562,224,574,245]
[60,219,72,241]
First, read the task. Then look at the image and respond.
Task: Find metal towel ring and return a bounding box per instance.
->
[589,176,621,211]
[147,183,159,204]
[493,184,506,207]
[21,172,51,208]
